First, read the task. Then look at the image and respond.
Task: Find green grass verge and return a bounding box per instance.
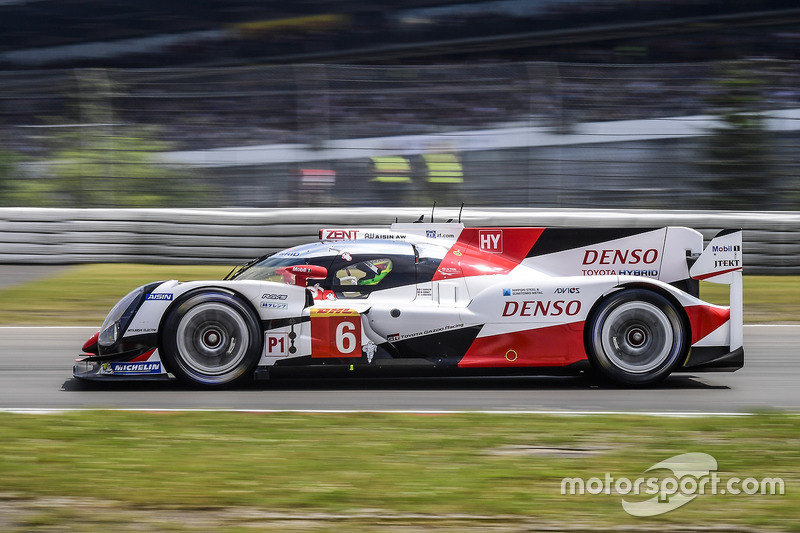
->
[0,264,795,325]
[0,264,231,326]
[0,411,795,531]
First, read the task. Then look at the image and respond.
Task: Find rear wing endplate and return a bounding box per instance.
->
[690,229,743,350]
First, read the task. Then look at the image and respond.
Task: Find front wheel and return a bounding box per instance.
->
[586,289,688,386]
[161,291,262,387]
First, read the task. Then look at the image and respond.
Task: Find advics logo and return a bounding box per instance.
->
[555,287,580,294]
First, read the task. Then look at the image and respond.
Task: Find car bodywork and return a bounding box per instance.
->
[75,222,744,387]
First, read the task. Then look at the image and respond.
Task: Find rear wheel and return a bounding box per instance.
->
[161,291,262,387]
[587,289,688,386]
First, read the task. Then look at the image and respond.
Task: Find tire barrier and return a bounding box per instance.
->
[0,207,796,274]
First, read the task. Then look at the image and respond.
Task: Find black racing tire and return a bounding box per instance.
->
[586,289,688,386]
[160,291,262,388]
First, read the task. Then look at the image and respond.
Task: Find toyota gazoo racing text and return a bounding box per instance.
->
[75,221,744,387]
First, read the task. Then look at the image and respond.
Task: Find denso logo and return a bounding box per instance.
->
[502,300,581,317]
[582,249,658,265]
[323,229,358,240]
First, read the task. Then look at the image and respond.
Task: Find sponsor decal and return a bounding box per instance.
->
[312,308,359,315]
[262,293,289,300]
[582,249,659,266]
[437,267,459,277]
[502,300,581,317]
[388,324,464,341]
[581,269,659,277]
[714,260,741,268]
[504,288,543,297]
[146,293,172,301]
[340,252,352,262]
[363,232,406,240]
[324,229,358,240]
[99,362,162,375]
[452,250,463,257]
[619,270,659,277]
[555,287,581,294]
[126,328,158,334]
[712,245,741,253]
[261,302,288,309]
[478,229,503,253]
[277,251,301,257]
[426,230,437,239]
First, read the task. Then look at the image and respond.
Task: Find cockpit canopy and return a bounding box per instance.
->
[229,240,428,298]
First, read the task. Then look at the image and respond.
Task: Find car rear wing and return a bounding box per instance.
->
[689,229,743,350]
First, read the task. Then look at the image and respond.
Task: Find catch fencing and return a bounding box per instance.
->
[2,61,800,210]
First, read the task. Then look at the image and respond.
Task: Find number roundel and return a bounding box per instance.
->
[310,308,362,358]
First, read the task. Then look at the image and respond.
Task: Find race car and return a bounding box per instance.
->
[74,220,744,387]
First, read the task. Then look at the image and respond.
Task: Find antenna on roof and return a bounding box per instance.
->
[458,203,464,224]
[431,201,437,224]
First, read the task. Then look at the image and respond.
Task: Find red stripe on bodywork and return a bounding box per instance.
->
[433,228,545,281]
[130,348,157,362]
[685,305,730,344]
[458,322,587,368]
[692,267,742,281]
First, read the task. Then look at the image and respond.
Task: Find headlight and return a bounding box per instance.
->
[98,286,144,347]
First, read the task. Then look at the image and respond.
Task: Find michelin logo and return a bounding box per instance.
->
[99,362,162,375]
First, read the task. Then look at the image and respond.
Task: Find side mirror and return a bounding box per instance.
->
[275,265,328,287]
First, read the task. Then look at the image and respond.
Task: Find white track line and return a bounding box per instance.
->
[0,408,755,417]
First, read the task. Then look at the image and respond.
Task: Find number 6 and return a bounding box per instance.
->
[336,321,357,354]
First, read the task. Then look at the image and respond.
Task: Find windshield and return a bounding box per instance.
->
[229,256,313,282]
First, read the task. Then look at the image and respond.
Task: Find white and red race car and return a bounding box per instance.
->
[75,220,743,387]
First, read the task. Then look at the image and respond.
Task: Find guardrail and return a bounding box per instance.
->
[0,208,796,274]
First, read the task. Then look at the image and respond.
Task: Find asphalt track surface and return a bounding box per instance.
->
[0,325,796,414]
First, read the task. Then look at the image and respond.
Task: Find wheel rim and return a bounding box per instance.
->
[175,302,251,376]
[600,301,674,374]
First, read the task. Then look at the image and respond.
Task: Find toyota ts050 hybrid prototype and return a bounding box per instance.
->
[75,221,744,387]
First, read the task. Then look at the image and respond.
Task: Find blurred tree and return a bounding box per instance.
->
[45,70,215,207]
[702,62,774,210]
[51,125,187,207]
[0,147,16,205]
